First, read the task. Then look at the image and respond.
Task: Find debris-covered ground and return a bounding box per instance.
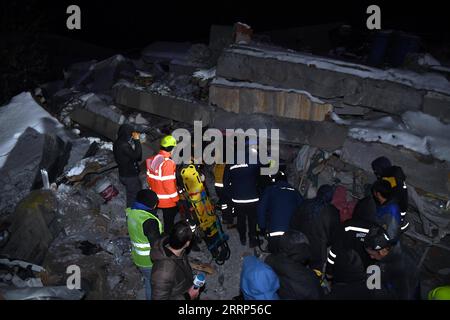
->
[1,21,449,300]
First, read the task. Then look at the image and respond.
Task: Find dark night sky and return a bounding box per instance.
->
[4,0,450,50]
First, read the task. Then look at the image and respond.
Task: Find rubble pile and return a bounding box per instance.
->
[0,22,449,299]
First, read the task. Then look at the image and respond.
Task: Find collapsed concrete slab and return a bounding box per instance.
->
[423,92,450,124]
[114,85,213,125]
[0,128,70,215]
[216,45,450,116]
[70,108,120,141]
[2,190,61,264]
[341,138,450,197]
[209,77,333,121]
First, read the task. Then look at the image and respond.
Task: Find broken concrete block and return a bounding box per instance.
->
[211,109,347,151]
[70,108,120,141]
[341,138,450,197]
[216,46,445,115]
[114,85,213,126]
[0,128,70,216]
[2,190,60,264]
[209,78,333,121]
[209,25,234,62]
[84,93,124,125]
[423,92,450,124]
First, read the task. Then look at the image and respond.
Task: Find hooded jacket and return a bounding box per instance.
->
[240,256,280,300]
[150,236,193,300]
[290,185,340,270]
[113,124,142,177]
[265,231,323,300]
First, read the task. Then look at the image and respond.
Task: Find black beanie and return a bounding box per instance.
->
[371,156,392,177]
[136,189,159,209]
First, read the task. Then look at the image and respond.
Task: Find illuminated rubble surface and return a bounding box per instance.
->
[1,32,450,299]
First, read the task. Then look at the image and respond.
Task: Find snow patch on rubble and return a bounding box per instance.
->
[85,137,113,151]
[0,92,64,169]
[212,77,326,104]
[230,45,450,94]
[193,68,216,80]
[332,111,450,162]
[66,158,89,177]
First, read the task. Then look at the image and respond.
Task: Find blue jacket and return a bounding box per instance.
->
[223,163,260,204]
[257,181,304,233]
[240,256,280,300]
[376,201,401,243]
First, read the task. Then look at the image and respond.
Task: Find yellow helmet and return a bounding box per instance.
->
[428,286,450,300]
[160,135,177,148]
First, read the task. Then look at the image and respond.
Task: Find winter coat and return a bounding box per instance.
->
[113,124,142,177]
[240,256,280,300]
[375,200,401,243]
[290,191,340,270]
[223,162,260,205]
[265,231,323,300]
[352,195,377,223]
[150,236,193,300]
[257,181,304,234]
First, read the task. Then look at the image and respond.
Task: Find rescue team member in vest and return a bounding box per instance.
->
[372,179,401,243]
[146,135,179,234]
[113,124,142,207]
[371,156,409,232]
[126,189,163,300]
[257,170,304,253]
[214,163,233,225]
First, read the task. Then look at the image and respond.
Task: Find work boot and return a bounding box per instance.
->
[249,238,263,249]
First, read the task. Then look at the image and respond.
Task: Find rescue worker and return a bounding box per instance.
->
[372,179,401,243]
[265,230,323,300]
[214,163,233,225]
[257,171,304,253]
[363,225,420,300]
[113,124,142,207]
[223,142,261,248]
[146,135,179,234]
[324,218,374,299]
[290,184,340,272]
[151,220,199,300]
[372,156,409,232]
[126,189,163,300]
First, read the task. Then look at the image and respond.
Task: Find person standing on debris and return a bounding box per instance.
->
[113,124,142,207]
[372,180,401,243]
[126,189,163,300]
[146,135,179,234]
[257,171,304,253]
[223,139,261,248]
[214,163,233,226]
[265,230,323,300]
[290,184,340,272]
[371,156,409,232]
[363,225,420,300]
[151,220,200,300]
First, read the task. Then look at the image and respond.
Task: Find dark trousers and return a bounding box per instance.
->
[119,176,142,208]
[234,202,258,241]
[267,236,282,254]
[161,206,178,235]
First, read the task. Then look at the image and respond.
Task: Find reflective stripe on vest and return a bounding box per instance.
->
[268,231,285,237]
[215,183,224,188]
[157,192,179,199]
[230,164,248,170]
[232,198,259,203]
[126,208,163,268]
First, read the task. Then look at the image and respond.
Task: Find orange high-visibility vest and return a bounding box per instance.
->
[146,150,179,208]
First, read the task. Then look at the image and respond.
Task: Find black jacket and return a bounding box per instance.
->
[352,195,377,223]
[113,124,142,177]
[375,244,420,300]
[151,236,193,300]
[290,198,340,270]
[265,231,323,300]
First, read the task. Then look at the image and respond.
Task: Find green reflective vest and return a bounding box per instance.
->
[126,208,163,268]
